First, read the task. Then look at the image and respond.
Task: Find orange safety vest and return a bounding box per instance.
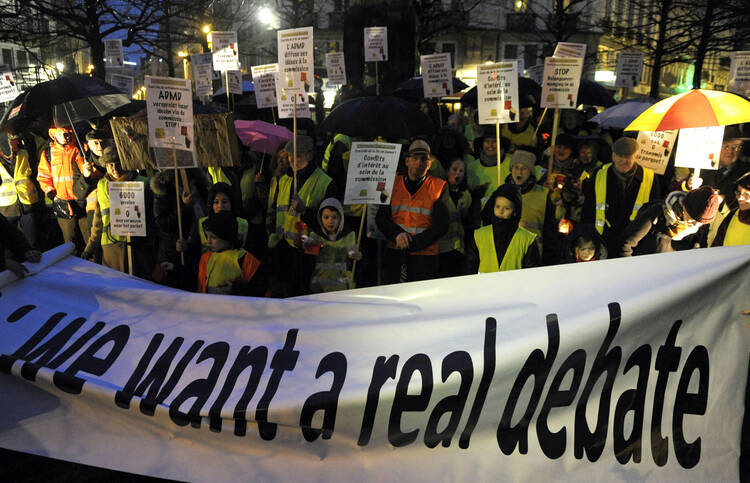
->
[197,249,263,294]
[36,142,86,201]
[388,175,446,256]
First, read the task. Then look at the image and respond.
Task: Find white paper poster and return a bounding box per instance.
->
[191,53,214,97]
[251,63,279,109]
[364,27,388,62]
[211,31,240,72]
[277,27,314,94]
[343,142,401,205]
[635,129,678,175]
[615,52,644,88]
[104,39,124,68]
[275,77,310,120]
[145,76,196,168]
[477,62,520,124]
[227,71,243,95]
[108,181,147,237]
[730,51,750,82]
[325,52,347,86]
[540,57,584,109]
[553,42,587,59]
[420,53,453,98]
[0,66,19,103]
[109,74,134,97]
[675,126,725,170]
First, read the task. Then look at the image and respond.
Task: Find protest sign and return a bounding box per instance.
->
[343,142,401,205]
[108,181,147,237]
[364,27,388,62]
[615,52,644,88]
[191,53,214,97]
[0,66,19,103]
[526,65,544,86]
[211,31,240,72]
[277,27,314,94]
[275,77,310,120]
[635,129,677,175]
[145,76,196,168]
[325,52,347,86]
[477,62,520,124]
[553,42,587,58]
[1,244,749,482]
[109,74,134,97]
[251,64,279,109]
[420,53,453,98]
[674,126,725,170]
[227,71,243,95]
[729,51,750,82]
[540,57,584,109]
[104,39,124,68]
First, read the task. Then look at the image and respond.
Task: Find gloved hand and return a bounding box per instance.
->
[81,242,101,262]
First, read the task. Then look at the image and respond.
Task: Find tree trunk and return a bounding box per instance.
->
[692,1,714,89]
[89,38,106,80]
[649,0,672,98]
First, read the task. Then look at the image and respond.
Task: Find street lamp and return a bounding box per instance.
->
[258,7,278,29]
[202,24,211,34]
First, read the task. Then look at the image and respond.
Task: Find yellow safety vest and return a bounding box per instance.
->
[201,248,246,290]
[198,215,249,252]
[0,150,38,207]
[501,124,538,149]
[98,176,148,246]
[475,224,536,273]
[519,184,548,253]
[322,133,351,172]
[438,189,472,254]
[208,166,233,186]
[309,231,356,293]
[272,168,332,248]
[594,164,654,235]
[477,154,512,207]
[723,211,750,246]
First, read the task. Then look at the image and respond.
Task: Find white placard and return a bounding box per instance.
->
[0,66,19,103]
[251,63,279,109]
[191,53,214,97]
[325,52,347,86]
[108,181,147,237]
[421,53,453,98]
[277,27,314,94]
[730,51,750,82]
[211,31,240,72]
[227,71,243,95]
[674,126,725,170]
[275,77,310,120]
[477,62,520,124]
[527,65,544,86]
[104,39,124,68]
[364,27,388,62]
[343,142,402,205]
[540,57,584,109]
[145,76,196,168]
[553,42,587,59]
[615,52,644,88]
[635,129,678,175]
[109,74,134,97]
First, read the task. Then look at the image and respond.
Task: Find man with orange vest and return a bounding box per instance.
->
[376,139,449,283]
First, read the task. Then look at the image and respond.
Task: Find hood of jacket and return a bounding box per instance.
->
[317,197,345,240]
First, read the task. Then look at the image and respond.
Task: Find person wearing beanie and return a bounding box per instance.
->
[196,211,268,295]
[712,172,750,247]
[582,135,660,258]
[620,185,717,256]
[474,184,539,272]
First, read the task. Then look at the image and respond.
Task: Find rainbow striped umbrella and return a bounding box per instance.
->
[624,89,750,131]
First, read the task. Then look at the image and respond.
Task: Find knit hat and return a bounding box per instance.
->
[684,186,719,223]
[736,171,750,191]
[510,150,536,172]
[489,183,522,218]
[284,135,314,155]
[202,211,238,245]
[85,129,109,141]
[408,139,431,156]
[555,133,576,150]
[612,137,638,157]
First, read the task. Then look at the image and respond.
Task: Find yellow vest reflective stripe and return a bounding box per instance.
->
[475,224,536,273]
[0,161,18,207]
[99,176,148,246]
[208,166,232,185]
[0,150,38,206]
[519,184,548,253]
[276,168,332,247]
[438,190,472,254]
[310,231,355,293]
[724,211,750,246]
[198,215,249,252]
[388,175,446,255]
[594,164,654,235]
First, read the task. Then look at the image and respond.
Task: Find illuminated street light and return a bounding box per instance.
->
[258,7,274,25]
[202,25,211,34]
[177,51,188,58]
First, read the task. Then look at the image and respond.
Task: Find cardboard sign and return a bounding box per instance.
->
[343,142,401,205]
[421,53,453,98]
[191,53,214,97]
[364,27,388,62]
[615,52,644,88]
[540,57,584,109]
[277,27,314,94]
[109,74,134,97]
[108,181,147,237]
[145,76,196,168]
[0,66,19,103]
[730,51,750,82]
[553,42,587,59]
[477,62,520,124]
[211,31,240,72]
[325,52,347,86]
[251,63,279,109]
[635,129,677,175]
[675,126,725,171]
[104,39,124,68]
[227,71,243,95]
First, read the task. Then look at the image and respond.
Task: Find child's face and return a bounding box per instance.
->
[447,160,465,186]
[321,208,341,234]
[493,196,515,220]
[212,192,232,214]
[206,230,232,252]
[575,240,596,261]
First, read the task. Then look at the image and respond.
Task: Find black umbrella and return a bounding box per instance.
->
[460,77,542,108]
[394,76,469,100]
[319,96,435,140]
[577,79,616,107]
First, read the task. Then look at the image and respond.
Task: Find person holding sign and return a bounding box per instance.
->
[500,107,538,150]
[712,172,750,247]
[0,133,42,246]
[691,126,750,211]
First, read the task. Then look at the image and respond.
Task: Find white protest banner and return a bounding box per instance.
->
[104,39,124,68]
[343,142,401,205]
[541,57,584,109]
[227,71,243,95]
[364,27,387,62]
[109,73,134,97]
[108,181,146,237]
[553,42,587,59]
[251,63,279,109]
[477,62,520,124]
[420,53,453,98]
[0,66,19,103]
[145,76,196,168]
[527,64,544,86]
[191,53,214,97]
[277,27,314,94]
[615,52,644,88]
[1,244,750,482]
[730,51,750,82]
[211,31,240,72]
[325,52,347,86]
[275,76,310,119]
[674,126,725,170]
[635,129,677,175]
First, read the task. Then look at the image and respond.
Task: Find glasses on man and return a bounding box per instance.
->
[721,143,742,153]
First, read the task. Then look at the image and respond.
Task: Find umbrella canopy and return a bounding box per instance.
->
[319,96,435,140]
[460,77,541,108]
[625,89,750,131]
[234,120,292,154]
[394,76,469,99]
[589,97,659,129]
[577,79,616,107]
[214,80,255,96]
